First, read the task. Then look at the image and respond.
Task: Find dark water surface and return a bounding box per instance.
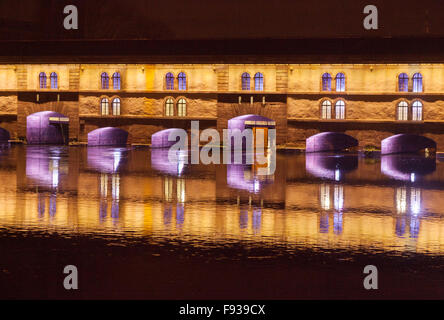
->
[1,146,444,299]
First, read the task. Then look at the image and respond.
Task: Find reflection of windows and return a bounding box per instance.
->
[322,73,332,91]
[165,98,174,116]
[335,73,345,92]
[241,72,251,90]
[397,101,409,121]
[112,174,120,200]
[321,100,332,119]
[320,183,331,210]
[412,73,423,92]
[164,177,173,202]
[177,98,187,117]
[100,174,108,197]
[335,100,345,120]
[101,98,109,115]
[50,72,58,89]
[410,188,421,215]
[334,185,344,211]
[177,179,186,203]
[412,100,423,121]
[396,187,407,214]
[398,73,409,92]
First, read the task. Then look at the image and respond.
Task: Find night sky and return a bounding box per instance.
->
[0,0,443,40]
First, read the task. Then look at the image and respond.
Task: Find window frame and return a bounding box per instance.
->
[100,97,109,115]
[177,98,187,117]
[39,72,47,89]
[50,72,58,89]
[112,97,121,116]
[398,73,409,92]
[112,72,121,90]
[321,73,332,91]
[254,72,264,91]
[178,72,187,91]
[335,99,346,120]
[335,72,345,92]
[397,100,409,121]
[412,100,423,121]
[320,99,332,120]
[165,72,175,90]
[412,73,423,93]
[164,97,175,116]
[241,72,251,91]
[101,72,110,90]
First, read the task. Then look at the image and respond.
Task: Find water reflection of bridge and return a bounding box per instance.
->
[0,146,443,253]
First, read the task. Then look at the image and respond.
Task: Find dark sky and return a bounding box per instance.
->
[0,0,442,40]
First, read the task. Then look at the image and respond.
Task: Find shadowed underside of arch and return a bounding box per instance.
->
[306,132,358,153]
[0,127,10,143]
[88,127,128,146]
[27,111,68,145]
[151,128,185,148]
[381,134,436,155]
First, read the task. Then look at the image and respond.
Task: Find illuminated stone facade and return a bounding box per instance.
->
[1,63,444,149]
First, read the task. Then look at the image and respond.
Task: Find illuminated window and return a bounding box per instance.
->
[178,72,187,90]
[112,72,121,90]
[398,73,409,92]
[254,72,264,91]
[39,72,47,89]
[101,72,110,89]
[322,73,332,91]
[335,73,345,92]
[177,98,187,116]
[100,98,109,115]
[112,97,121,115]
[397,101,409,120]
[50,72,58,89]
[241,72,250,90]
[166,72,174,90]
[412,100,423,121]
[412,73,423,92]
[335,100,345,119]
[165,98,174,116]
[321,100,332,119]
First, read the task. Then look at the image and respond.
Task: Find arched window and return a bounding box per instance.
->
[335,73,345,92]
[112,98,121,116]
[321,100,332,119]
[412,100,423,121]
[177,98,187,116]
[254,72,264,91]
[101,98,109,115]
[322,73,332,91]
[166,73,174,90]
[241,72,250,90]
[112,72,121,90]
[165,98,174,116]
[101,72,110,90]
[413,73,423,93]
[39,72,47,89]
[398,73,409,92]
[178,72,187,90]
[50,72,58,89]
[397,101,409,120]
[335,100,345,119]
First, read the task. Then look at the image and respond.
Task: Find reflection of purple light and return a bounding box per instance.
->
[252,208,261,231]
[26,147,63,188]
[227,164,274,193]
[176,203,185,226]
[151,149,188,176]
[306,153,358,180]
[396,217,406,237]
[410,217,421,238]
[87,147,125,173]
[240,209,248,229]
[319,212,329,233]
[381,155,436,181]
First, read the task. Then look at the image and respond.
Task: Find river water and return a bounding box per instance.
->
[1,146,443,299]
